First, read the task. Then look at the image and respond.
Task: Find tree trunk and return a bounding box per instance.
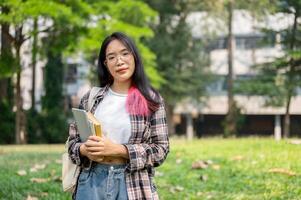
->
[225,0,236,137]
[274,115,281,141]
[0,6,11,101]
[283,97,291,138]
[14,26,27,144]
[31,18,38,110]
[15,62,28,144]
[0,80,8,102]
[283,11,298,138]
[186,113,194,140]
[166,104,175,136]
[15,68,21,144]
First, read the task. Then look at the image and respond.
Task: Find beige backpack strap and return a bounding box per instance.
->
[87,87,101,112]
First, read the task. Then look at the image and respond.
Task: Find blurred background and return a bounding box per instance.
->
[0,0,300,144]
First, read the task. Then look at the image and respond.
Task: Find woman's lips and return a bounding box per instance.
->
[116,68,128,73]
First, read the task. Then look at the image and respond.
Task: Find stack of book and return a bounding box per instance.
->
[72,108,102,141]
[87,112,102,137]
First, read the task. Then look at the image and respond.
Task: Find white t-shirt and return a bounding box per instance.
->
[94,88,131,144]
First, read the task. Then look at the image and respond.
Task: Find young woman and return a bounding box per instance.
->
[68,32,169,200]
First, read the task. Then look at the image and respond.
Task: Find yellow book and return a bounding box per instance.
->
[87,112,102,137]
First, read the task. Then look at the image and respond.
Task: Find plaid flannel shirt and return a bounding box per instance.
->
[68,85,169,200]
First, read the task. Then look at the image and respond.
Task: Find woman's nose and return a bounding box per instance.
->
[116,56,124,65]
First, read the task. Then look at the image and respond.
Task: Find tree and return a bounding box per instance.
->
[0,6,15,100]
[0,5,15,143]
[225,0,236,137]
[237,0,301,138]
[32,1,94,143]
[203,0,274,137]
[276,0,301,138]
[143,0,211,136]
[0,0,90,143]
[0,0,164,143]
[31,17,38,111]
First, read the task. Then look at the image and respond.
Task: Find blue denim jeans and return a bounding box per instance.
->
[75,163,128,200]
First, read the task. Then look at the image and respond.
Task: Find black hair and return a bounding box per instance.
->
[97,32,161,112]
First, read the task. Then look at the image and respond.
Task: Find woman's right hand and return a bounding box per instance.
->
[80,141,104,162]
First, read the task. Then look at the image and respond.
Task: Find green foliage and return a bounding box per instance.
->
[0,0,163,144]
[0,50,17,79]
[0,99,15,144]
[223,103,245,137]
[1,138,301,199]
[0,0,93,144]
[41,52,64,110]
[26,109,68,144]
[78,0,163,87]
[40,51,67,143]
[28,0,92,144]
[0,0,92,75]
[0,77,15,144]
[143,0,211,105]
[0,0,82,25]
[26,108,68,144]
[26,109,45,144]
[40,108,68,143]
[109,1,157,27]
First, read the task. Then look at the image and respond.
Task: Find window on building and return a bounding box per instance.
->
[236,34,276,49]
[207,34,276,50]
[206,75,227,93]
[236,35,257,49]
[207,37,227,50]
[65,64,77,83]
[218,75,255,92]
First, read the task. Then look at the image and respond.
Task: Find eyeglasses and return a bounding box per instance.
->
[105,50,133,64]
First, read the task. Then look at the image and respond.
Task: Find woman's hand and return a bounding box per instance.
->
[84,135,129,159]
[85,135,116,157]
[79,140,104,162]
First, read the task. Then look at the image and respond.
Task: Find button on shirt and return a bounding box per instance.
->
[94,88,131,144]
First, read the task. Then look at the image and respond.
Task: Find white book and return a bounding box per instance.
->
[71,108,93,142]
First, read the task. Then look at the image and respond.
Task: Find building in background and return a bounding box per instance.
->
[63,55,92,111]
[18,18,92,114]
[20,51,91,113]
[174,10,301,138]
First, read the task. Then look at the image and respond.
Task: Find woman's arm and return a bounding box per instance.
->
[81,135,129,161]
[123,98,170,172]
[67,123,86,166]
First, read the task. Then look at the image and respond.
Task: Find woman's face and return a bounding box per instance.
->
[105,39,135,84]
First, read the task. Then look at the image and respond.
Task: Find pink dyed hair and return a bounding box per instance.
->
[126,86,151,116]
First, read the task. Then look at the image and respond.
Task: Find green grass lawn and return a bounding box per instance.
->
[0,138,300,200]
